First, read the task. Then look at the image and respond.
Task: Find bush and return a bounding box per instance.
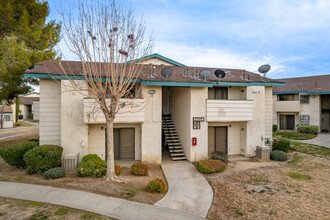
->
[197,159,226,174]
[0,141,38,168]
[44,167,66,179]
[131,163,148,176]
[18,115,23,120]
[115,162,122,176]
[273,138,290,152]
[297,125,319,134]
[147,179,166,193]
[25,166,35,174]
[210,151,228,164]
[273,124,278,131]
[23,145,63,173]
[270,150,288,161]
[77,154,106,177]
[28,139,39,145]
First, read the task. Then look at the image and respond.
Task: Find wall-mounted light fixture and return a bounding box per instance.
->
[81,140,86,147]
[149,90,156,95]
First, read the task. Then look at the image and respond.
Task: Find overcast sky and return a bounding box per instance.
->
[48,0,330,79]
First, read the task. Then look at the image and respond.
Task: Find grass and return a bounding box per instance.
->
[287,172,312,180]
[14,121,32,127]
[288,155,303,166]
[273,131,316,140]
[233,207,244,216]
[290,142,330,160]
[54,207,70,216]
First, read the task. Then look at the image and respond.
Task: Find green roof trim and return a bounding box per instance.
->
[1,112,12,114]
[34,64,41,68]
[213,81,285,87]
[142,80,213,87]
[127,53,187,67]
[307,91,330,95]
[20,92,40,97]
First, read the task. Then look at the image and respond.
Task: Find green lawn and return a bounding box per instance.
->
[290,142,330,160]
[273,131,317,140]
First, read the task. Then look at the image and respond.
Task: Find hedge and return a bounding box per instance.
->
[131,163,148,176]
[297,125,318,134]
[77,154,107,177]
[147,179,166,193]
[44,167,66,179]
[197,159,226,174]
[23,145,63,173]
[270,150,288,161]
[0,141,38,168]
[273,138,290,152]
[272,125,278,132]
[210,151,228,164]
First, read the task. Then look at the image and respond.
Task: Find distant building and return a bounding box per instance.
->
[19,93,40,120]
[273,74,330,132]
[0,106,14,128]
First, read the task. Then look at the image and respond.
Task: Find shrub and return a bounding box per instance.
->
[28,139,40,145]
[0,141,38,168]
[147,179,166,193]
[272,124,278,131]
[270,150,287,161]
[18,115,23,120]
[77,154,106,177]
[23,145,63,173]
[297,125,319,134]
[273,138,290,152]
[210,151,228,164]
[131,163,148,176]
[197,159,226,174]
[115,162,122,176]
[44,167,66,179]
[25,166,35,174]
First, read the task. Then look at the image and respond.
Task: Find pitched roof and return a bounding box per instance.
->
[26,60,283,86]
[20,97,40,104]
[273,74,330,94]
[128,53,187,67]
[0,106,12,113]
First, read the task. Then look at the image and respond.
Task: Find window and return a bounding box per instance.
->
[300,94,310,103]
[2,115,10,121]
[300,115,310,125]
[278,94,295,101]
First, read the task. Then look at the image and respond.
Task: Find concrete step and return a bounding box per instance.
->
[168,143,182,146]
[170,153,186,157]
[168,146,183,149]
[172,156,187,161]
[169,149,184,153]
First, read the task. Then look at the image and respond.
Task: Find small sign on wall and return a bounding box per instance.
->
[193,117,204,129]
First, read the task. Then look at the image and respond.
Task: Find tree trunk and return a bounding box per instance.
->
[0,105,4,129]
[105,117,116,181]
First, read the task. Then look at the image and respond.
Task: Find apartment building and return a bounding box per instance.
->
[273,74,330,132]
[25,54,283,164]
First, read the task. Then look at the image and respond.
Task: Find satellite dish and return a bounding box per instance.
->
[161,67,173,79]
[258,64,271,82]
[215,69,226,79]
[258,64,271,74]
[199,70,211,82]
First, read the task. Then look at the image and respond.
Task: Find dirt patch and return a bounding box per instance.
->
[0,197,114,219]
[206,154,330,219]
[0,156,166,205]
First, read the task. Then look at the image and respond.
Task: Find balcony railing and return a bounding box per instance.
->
[83,98,144,123]
[206,99,253,122]
[274,100,300,112]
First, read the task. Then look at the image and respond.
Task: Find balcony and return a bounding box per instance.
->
[206,99,253,122]
[274,100,300,112]
[84,98,144,123]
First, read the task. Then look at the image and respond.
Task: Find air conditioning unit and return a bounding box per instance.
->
[256,146,271,160]
[63,153,78,172]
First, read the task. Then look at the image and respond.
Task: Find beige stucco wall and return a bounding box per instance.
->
[32,101,39,120]
[140,86,162,164]
[264,87,273,139]
[300,95,321,129]
[39,79,61,145]
[245,86,266,156]
[19,104,30,120]
[60,80,89,160]
[137,58,174,66]
[171,87,208,162]
[1,113,13,128]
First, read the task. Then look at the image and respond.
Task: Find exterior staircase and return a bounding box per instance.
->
[162,114,187,161]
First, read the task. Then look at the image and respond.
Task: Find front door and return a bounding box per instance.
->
[106,128,135,160]
[215,127,228,154]
[280,115,295,130]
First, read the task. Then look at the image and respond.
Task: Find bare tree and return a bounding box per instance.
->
[60,0,153,181]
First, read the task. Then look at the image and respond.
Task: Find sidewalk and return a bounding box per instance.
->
[155,160,213,218]
[0,182,203,220]
[292,133,330,149]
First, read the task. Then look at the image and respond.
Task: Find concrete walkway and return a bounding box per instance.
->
[0,182,203,220]
[293,133,330,148]
[155,160,213,218]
